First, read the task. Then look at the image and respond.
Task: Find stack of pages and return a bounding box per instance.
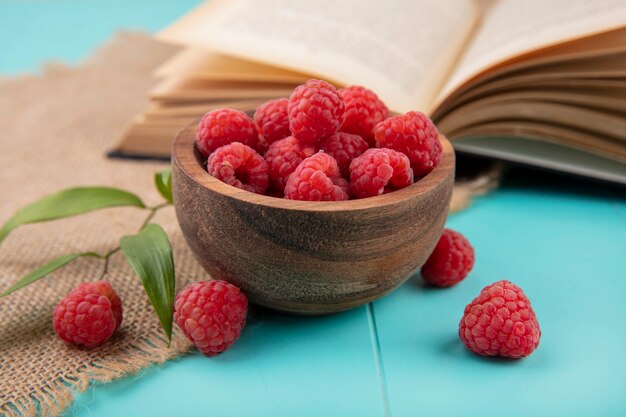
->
[114,0,626,184]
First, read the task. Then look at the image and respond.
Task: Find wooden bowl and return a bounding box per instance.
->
[171,124,455,315]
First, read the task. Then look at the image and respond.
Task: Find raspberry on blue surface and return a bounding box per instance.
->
[459,280,541,358]
[421,228,474,287]
[174,280,248,356]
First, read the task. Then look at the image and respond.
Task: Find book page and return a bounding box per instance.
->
[437,0,626,105]
[154,47,310,83]
[439,99,626,141]
[449,89,626,114]
[159,0,477,113]
[454,136,626,185]
[453,122,626,163]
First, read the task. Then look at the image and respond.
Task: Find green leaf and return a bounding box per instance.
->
[120,224,175,345]
[1,252,100,297]
[0,187,145,244]
[154,169,173,204]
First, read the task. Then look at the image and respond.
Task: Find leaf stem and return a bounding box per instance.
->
[140,203,169,231]
[98,247,121,280]
[98,202,170,280]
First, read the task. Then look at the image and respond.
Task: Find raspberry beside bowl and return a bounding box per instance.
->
[171,122,455,315]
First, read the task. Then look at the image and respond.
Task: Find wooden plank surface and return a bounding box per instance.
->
[67,307,387,416]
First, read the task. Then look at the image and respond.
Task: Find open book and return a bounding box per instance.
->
[114,0,626,184]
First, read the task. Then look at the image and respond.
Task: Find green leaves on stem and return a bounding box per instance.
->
[120,224,176,345]
[0,169,178,346]
[1,252,101,297]
[155,169,173,204]
[0,187,145,244]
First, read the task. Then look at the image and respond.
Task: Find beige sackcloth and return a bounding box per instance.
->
[0,33,499,417]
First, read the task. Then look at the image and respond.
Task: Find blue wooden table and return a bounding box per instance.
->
[2,2,626,416]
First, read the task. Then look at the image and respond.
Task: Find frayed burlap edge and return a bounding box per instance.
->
[1,337,191,417]
[450,163,503,212]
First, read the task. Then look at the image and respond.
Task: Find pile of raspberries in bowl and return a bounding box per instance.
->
[195,79,443,201]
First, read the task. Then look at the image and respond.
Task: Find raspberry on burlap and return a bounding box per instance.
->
[53,281,123,349]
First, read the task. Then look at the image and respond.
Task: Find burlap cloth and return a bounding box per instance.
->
[0,32,499,417]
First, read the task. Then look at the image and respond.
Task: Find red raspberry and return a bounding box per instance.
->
[255,134,270,155]
[421,229,475,287]
[460,280,541,359]
[319,132,369,178]
[53,280,123,349]
[374,111,442,177]
[174,280,248,356]
[196,109,258,157]
[284,153,349,201]
[339,85,389,145]
[207,142,269,195]
[288,79,345,145]
[349,148,413,198]
[254,98,290,145]
[264,136,316,193]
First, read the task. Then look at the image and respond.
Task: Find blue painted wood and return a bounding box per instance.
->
[372,175,626,417]
[65,307,386,417]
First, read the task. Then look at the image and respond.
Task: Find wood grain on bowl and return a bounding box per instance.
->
[172,123,455,314]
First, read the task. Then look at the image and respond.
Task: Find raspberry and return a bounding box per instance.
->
[254,98,291,145]
[319,132,369,178]
[53,280,123,349]
[264,136,316,193]
[174,280,248,356]
[284,153,350,201]
[421,228,475,287]
[349,148,413,198]
[288,79,345,145]
[339,85,389,145]
[255,134,270,155]
[460,280,541,358]
[207,142,269,195]
[196,109,258,157]
[374,111,442,177]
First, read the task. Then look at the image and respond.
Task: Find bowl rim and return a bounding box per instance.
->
[172,121,455,212]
